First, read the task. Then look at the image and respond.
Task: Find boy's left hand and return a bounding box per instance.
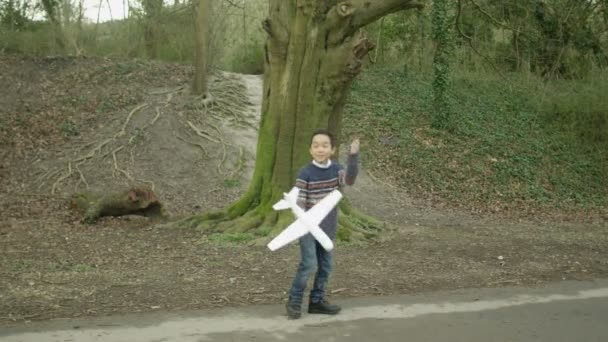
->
[350,138,360,154]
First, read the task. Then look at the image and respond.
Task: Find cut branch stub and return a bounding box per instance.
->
[262,19,273,37]
[353,31,375,59]
[348,32,376,76]
[337,1,355,17]
[263,18,288,45]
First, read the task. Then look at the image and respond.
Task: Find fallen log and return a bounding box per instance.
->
[70,187,165,223]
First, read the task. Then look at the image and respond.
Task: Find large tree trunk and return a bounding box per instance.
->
[183,0,424,238]
[192,0,211,96]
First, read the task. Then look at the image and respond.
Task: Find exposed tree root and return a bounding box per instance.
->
[112,146,131,180]
[176,135,209,158]
[336,199,386,242]
[51,162,72,194]
[186,120,220,143]
[75,162,89,189]
[184,72,256,129]
[147,86,186,96]
[42,72,255,211]
[175,74,253,176]
[229,147,245,178]
[208,122,229,174]
[166,189,384,245]
[119,104,148,137]
[151,107,162,124]
[200,93,216,108]
[42,102,161,193]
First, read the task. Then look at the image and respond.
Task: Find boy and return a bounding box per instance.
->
[286,128,360,319]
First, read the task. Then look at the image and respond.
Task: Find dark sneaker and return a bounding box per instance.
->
[308,299,341,315]
[286,301,302,320]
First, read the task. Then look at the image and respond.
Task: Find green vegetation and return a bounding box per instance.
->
[2,0,606,218]
[223,178,241,188]
[344,66,607,213]
[59,119,79,137]
[0,1,266,74]
[96,98,117,113]
[10,259,33,273]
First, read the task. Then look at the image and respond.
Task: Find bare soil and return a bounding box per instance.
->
[1,55,607,325]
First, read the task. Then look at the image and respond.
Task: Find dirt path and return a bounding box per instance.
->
[1,56,607,326]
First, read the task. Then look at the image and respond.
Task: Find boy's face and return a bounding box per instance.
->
[309,134,335,164]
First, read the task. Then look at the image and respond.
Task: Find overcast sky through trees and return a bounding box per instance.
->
[83,0,128,22]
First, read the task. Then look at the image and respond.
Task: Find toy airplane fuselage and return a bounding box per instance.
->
[267,187,343,252]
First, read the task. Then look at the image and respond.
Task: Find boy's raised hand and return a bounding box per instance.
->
[350,138,360,155]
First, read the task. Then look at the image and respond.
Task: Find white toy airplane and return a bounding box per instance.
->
[267,187,343,252]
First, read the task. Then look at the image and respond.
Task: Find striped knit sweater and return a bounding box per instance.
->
[294,153,359,240]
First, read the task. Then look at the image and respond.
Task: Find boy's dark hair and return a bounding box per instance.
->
[310,129,335,147]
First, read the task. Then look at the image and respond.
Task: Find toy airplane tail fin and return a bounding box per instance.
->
[272,200,290,211]
[272,187,300,211]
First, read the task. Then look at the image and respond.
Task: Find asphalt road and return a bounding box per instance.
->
[2,279,608,342]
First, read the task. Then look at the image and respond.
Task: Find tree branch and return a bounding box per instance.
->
[327,0,425,44]
[468,0,521,34]
[347,32,376,76]
[349,0,425,29]
[223,0,244,10]
[455,0,507,80]
[327,0,428,44]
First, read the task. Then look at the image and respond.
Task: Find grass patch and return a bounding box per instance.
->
[96,98,117,113]
[208,232,254,245]
[344,66,607,214]
[10,260,33,273]
[223,178,241,188]
[59,120,79,137]
[254,225,273,237]
[536,73,608,147]
[48,260,95,273]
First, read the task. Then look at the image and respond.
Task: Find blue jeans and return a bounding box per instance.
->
[288,233,333,305]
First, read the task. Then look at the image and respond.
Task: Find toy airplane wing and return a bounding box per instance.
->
[267,189,342,252]
[305,190,343,226]
[267,219,309,251]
